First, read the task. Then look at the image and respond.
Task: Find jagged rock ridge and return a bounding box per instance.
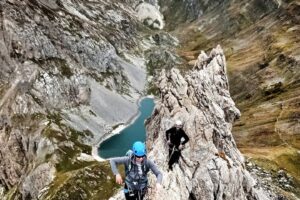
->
[161,1,300,194]
[1,0,297,199]
[158,0,300,196]
[145,46,273,200]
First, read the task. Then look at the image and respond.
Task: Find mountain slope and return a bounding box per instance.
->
[0,0,153,198]
[159,0,300,196]
[1,0,299,199]
[145,46,272,200]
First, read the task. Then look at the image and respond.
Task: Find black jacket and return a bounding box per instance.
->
[166,127,189,148]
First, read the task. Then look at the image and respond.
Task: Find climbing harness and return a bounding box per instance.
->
[125,184,149,200]
[168,145,180,162]
[169,146,176,159]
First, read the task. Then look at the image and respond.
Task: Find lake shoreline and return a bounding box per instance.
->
[91,95,155,162]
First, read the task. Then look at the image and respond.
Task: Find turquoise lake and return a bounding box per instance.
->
[98,98,155,158]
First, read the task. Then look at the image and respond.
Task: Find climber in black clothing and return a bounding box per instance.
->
[166,120,189,170]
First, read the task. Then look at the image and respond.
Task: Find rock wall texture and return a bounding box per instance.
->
[159,0,300,196]
[1,0,298,199]
[145,46,272,200]
[0,0,153,199]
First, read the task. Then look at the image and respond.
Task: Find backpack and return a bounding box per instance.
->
[125,149,149,176]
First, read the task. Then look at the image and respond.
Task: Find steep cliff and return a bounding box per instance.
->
[144,46,274,200]
[0,0,161,199]
[1,0,299,199]
[159,0,300,197]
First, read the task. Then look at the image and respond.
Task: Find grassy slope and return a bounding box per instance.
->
[4,112,122,200]
[163,0,300,197]
[43,161,122,200]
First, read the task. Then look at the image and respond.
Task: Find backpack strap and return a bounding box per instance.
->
[126,155,134,176]
[126,156,149,176]
[125,157,149,190]
[142,158,149,174]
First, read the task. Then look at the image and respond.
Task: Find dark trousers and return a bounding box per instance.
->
[168,146,181,170]
[124,184,146,200]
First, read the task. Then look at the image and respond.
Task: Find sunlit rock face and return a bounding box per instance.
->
[159,0,300,196]
[143,46,273,200]
[1,0,299,199]
[0,0,152,198]
[136,2,165,29]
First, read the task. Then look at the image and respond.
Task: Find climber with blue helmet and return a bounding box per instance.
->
[110,141,163,200]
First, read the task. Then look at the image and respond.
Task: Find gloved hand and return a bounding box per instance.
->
[178,144,184,150]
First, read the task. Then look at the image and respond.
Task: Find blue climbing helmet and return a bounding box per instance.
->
[132,141,146,157]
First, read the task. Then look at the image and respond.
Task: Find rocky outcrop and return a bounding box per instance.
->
[136,2,164,29]
[145,46,273,200]
[161,0,300,196]
[0,0,157,198]
[1,0,298,199]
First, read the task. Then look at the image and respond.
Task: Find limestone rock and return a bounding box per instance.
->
[136,2,164,29]
[21,163,55,199]
[0,0,152,198]
[145,46,271,200]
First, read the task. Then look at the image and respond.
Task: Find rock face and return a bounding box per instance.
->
[0,0,156,199]
[160,0,300,196]
[145,46,271,200]
[1,0,298,199]
[136,2,164,29]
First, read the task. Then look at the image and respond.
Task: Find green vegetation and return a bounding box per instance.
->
[277,152,300,180]
[34,58,74,78]
[166,1,300,198]
[43,162,121,200]
[86,71,105,83]
[40,112,121,199]
[144,45,182,96]
[43,127,81,171]
[181,31,211,52]
[159,0,198,31]
[86,69,131,95]
[0,85,6,98]
[146,83,160,96]
[60,61,73,78]
[248,149,300,197]
[3,186,19,200]
[42,117,92,172]
[10,113,45,133]
[0,108,111,200]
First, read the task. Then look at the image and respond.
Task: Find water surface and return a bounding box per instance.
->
[98,98,155,158]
